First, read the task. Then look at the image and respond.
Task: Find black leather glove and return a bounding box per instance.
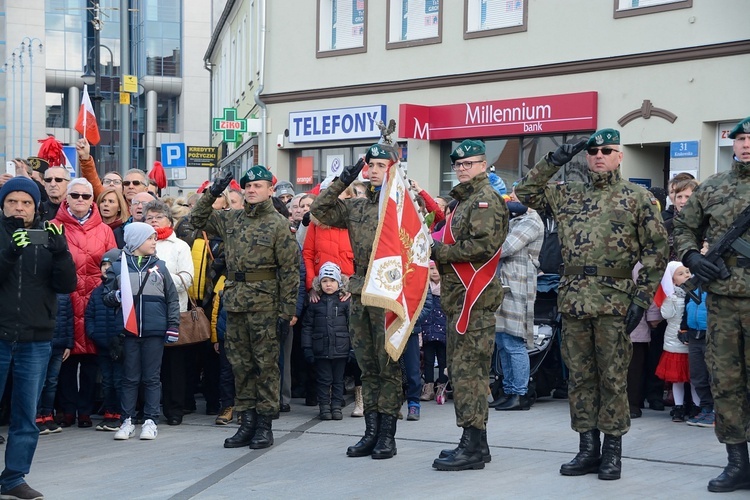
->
[301,211,312,227]
[677,330,690,345]
[548,139,588,167]
[304,349,314,364]
[338,158,366,186]
[682,250,722,282]
[109,334,124,362]
[7,229,30,258]
[209,169,233,197]
[348,349,357,365]
[624,302,645,335]
[44,221,68,255]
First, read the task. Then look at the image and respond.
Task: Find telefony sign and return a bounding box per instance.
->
[289,105,387,143]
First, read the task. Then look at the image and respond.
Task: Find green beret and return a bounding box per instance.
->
[450,140,485,162]
[728,116,750,139]
[586,128,620,148]
[239,165,273,188]
[365,143,399,163]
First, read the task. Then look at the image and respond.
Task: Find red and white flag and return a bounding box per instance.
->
[361,161,430,361]
[654,261,681,308]
[75,84,101,145]
[120,252,138,336]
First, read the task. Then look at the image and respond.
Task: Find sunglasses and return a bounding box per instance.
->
[122,180,143,187]
[586,147,620,156]
[44,177,67,183]
[68,192,93,200]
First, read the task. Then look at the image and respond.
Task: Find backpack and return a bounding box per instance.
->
[538,209,563,275]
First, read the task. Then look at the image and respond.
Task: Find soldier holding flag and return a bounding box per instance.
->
[430,140,509,471]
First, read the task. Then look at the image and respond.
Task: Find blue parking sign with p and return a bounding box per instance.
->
[161,143,186,167]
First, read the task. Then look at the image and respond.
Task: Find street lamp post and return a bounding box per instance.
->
[81,43,115,173]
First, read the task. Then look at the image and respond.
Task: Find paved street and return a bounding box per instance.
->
[17,396,746,499]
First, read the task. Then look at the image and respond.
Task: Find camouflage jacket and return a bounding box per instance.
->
[515,157,668,318]
[673,159,750,297]
[190,195,300,319]
[432,172,509,326]
[309,178,378,295]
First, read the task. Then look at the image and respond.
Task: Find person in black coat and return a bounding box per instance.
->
[301,262,350,421]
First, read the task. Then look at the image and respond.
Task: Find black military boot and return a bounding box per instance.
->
[248,414,274,449]
[371,413,397,459]
[439,428,491,463]
[433,427,485,471]
[346,412,380,457]
[707,443,750,492]
[223,410,256,448]
[598,434,622,480]
[560,429,601,476]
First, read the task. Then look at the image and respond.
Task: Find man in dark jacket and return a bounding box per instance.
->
[0,176,77,500]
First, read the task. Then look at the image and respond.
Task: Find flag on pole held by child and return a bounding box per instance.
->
[75,84,101,145]
[361,162,430,361]
[120,252,138,336]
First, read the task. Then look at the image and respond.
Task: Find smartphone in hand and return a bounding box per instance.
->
[6,161,15,175]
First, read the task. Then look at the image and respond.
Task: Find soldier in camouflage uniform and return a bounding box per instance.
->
[673,116,750,493]
[515,129,668,481]
[430,139,509,471]
[191,166,300,450]
[310,145,403,460]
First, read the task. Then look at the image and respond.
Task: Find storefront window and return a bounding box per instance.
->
[291,144,372,190]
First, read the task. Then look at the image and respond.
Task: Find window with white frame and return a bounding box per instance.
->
[464,0,527,39]
[317,0,367,57]
[614,0,692,18]
[386,0,442,49]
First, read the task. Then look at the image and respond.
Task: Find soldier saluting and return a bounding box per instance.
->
[515,129,668,481]
[673,116,750,493]
[191,166,300,451]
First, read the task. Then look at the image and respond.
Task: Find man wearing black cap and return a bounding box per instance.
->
[674,115,750,493]
[0,176,76,500]
[516,129,668,481]
[191,165,299,451]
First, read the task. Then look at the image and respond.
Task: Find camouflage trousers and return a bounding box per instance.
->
[350,295,402,417]
[706,294,750,444]
[446,308,495,430]
[561,314,632,437]
[225,311,280,416]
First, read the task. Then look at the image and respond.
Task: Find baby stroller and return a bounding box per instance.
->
[491,274,565,406]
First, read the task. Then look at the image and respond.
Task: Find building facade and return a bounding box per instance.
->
[1,0,211,193]
[253,0,750,195]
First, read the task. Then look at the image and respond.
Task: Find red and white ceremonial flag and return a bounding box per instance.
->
[120,252,138,336]
[361,161,431,361]
[75,84,101,145]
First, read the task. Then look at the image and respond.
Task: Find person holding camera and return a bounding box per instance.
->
[0,176,77,500]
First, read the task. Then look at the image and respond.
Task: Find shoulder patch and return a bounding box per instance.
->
[477,201,489,209]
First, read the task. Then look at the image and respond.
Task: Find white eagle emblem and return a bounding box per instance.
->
[370,146,380,156]
[743,122,750,133]
[594,134,604,145]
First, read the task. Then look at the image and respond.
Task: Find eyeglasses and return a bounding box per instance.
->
[451,160,484,171]
[103,178,122,185]
[145,215,167,223]
[586,147,620,156]
[68,192,93,200]
[44,177,68,183]
[122,180,143,187]
[131,200,147,206]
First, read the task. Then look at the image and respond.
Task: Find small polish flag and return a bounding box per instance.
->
[654,261,681,308]
[75,84,101,145]
[477,201,489,209]
[120,252,138,336]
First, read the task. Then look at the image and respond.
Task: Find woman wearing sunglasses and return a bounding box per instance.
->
[52,178,118,429]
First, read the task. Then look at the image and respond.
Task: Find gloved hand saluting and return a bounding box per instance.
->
[8,229,30,257]
[682,250,724,282]
[624,302,645,335]
[209,169,234,198]
[44,221,68,255]
[548,139,588,167]
[339,158,366,186]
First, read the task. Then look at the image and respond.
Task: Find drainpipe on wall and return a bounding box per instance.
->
[254,0,267,168]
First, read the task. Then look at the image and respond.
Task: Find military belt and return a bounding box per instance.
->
[562,265,631,279]
[228,270,277,282]
[724,256,750,268]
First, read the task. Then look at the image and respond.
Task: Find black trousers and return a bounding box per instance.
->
[423,341,447,384]
[161,345,188,418]
[688,335,713,409]
[315,358,347,407]
[627,342,649,411]
[645,322,666,403]
[58,354,98,416]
